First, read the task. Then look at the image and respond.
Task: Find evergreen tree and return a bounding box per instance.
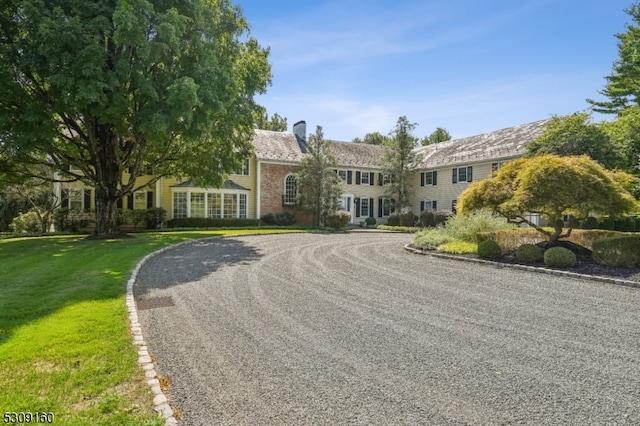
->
[379,116,418,211]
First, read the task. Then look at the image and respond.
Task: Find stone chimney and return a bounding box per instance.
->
[293,120,307,153]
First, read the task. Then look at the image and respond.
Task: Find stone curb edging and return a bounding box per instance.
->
[403,244,640,289]
[125,240,207,426]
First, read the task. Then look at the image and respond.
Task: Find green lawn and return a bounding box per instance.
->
[0,229,304,425]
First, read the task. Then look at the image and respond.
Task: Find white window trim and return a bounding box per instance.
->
[360,171,370,186]
[171,188,249,219]
[283,174,298,205]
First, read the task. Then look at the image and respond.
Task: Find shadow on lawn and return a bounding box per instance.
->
[133,237,263,297]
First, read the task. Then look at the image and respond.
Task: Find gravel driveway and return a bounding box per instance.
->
[134,232,640,425]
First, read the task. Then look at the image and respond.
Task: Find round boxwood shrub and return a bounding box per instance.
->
[543,246,576,268]
[365,216,376,227]
[477,239,502,259]
[516,243,543,263]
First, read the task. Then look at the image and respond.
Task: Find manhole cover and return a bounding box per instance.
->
[136,296,175,310]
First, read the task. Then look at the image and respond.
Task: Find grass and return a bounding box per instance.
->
[0,228,304,425]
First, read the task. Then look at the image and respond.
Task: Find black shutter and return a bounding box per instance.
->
[127,194,134,210]
[420,201,424,211]
[84,189,91,212]
[117,198,123,209]
[452,168,458,184]
[467,166,473,182]
[420,172,425,187]
[355,198,360,218]
[433,200,437,210]
[378,173,383,186]
[369,172,375,185]
[369,198,374,216]
[147,191,154,209]
[433,171,437,186]
[355,171,361,185]
[347,171,352,184]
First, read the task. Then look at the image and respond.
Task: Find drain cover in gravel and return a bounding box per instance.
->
[137,296,175,310]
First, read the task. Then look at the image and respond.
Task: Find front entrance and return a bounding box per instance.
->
[340,194,355,224]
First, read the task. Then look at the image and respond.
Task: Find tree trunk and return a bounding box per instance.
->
[93,186,121,236]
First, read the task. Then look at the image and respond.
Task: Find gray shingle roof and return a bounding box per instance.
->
[413,119,550,169]
[253,119,549,170]
[171,179,250,191]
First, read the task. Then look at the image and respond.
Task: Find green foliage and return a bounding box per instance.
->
[419,209,453,227]
[444,211,516,243]
[526,113,624,169]
[592,235,640,266]
[261,212,296,226]
[379,116,418,209]
[144,207,166,230]
[477,239,502,259]
[516,243,543,263]
[602,106,640,177]
[459,155,640,242]
[414,228,451,250]
[9,210,42,233]
[387,206,416,227]
[365,216,377,226]
[352,132,391,145]
[543,247,577,268]
[588,4,640,114]
[0,0,271,235]
[421,127,451,146]
[167,218,260,228]
[255,111,287,131]
[324,210,351,229]
[438,240,477,254]
[297,126,342,226]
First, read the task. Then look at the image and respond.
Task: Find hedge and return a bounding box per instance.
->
[167,217,260,228]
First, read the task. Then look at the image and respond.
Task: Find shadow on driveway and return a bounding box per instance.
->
[133,237,262,297]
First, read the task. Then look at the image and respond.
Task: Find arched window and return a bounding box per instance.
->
[283,174,298,205]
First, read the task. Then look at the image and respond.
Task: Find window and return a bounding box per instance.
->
[173,192,188,218]
[491,162,502,172]
[239,194,247,218]
[336,169,347,182]
[452,166,473,183]
[208,193,222,218]
[360,171,370,185]
[420,200,437,211]
[134,191,147,210]
[234,158,250,176]
[190,192,205,218]
[223,193,237,218]
[379,197,394,217]
[284,174,298,205]
[421,171,437,186]
[360,197,370,217]
[67,188,84,210]
[382,173,393,185]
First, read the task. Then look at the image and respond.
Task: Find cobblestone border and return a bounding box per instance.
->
[403,244,640,289]
[125,242,198,426]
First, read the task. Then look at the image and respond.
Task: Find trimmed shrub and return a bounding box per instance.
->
[324,210,351,229]
[419,209,453,227]
[260,212,296,226]
[386,213,400,226]
[582,216,599,229]
[365,216,377,227]
[145,207,167,229]
[516,243,543,263]
[167,217,260,228]
[477,239,502,259]
[543,247,576,268]
[592,235,640,267]
[614,216,636,232]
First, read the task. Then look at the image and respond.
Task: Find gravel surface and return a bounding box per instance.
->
[134,232,640,426]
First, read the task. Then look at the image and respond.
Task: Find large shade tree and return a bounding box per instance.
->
[0,0,271,236]
[458,155,639,242]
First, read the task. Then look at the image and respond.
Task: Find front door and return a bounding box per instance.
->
[340,194,355,224]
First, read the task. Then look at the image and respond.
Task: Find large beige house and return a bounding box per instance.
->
[55,119,549,227]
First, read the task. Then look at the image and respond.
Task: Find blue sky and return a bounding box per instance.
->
[237,0,631,141]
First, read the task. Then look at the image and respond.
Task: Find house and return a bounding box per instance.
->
[55,119,549,228]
